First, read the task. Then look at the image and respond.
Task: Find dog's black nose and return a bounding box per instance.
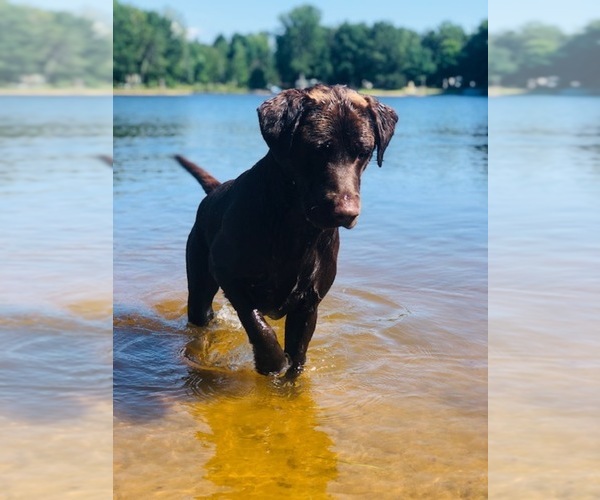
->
[332,193,360,228]
[333,208,359,228]
[336,213,358,228]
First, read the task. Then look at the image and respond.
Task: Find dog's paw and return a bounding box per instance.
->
[254,352,291,377]
[188,308,215,327]
[282,359,308,380]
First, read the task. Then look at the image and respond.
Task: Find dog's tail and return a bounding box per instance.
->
[174,155,221,195]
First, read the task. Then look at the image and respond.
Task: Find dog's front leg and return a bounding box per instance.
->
[239,309,289,375]
[284,306,318,378]
[226,296,289,375]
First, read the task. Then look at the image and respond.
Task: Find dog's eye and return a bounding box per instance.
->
[317,142,332,151]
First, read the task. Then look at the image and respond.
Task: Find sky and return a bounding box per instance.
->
[9,0,599,39]
[114,0,488,41]
[488,0,599,33]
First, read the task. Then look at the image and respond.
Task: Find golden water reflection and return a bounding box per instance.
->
[114,286,487,498]
[186,372,337,498]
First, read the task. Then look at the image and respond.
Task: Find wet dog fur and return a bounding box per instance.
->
[176,84,397,377]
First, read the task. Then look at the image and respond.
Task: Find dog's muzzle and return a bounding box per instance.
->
[307,193,361,229]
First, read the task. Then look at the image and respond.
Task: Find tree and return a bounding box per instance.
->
[330,22,372,87]
[399,28,436,84]
[488,40,518,86]
[243,32,277,89]
[110,1,497,92]
[140,11,170,85]
[227,34,249,86]
[189,42,222,84]
[368,22,433,89]
[113,1,189,86]
[210,34,229,83]
[0,0,110,87]
[459,20,488,89]
[517,23,565,80]
[491,23,565,86]
[553,20,600,88]
[275,5,331,86]
[423,22,466,86]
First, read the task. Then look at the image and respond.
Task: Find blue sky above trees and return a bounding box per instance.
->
[11,0,597,36]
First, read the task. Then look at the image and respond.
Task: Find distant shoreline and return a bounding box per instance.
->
[488,86,600,97]
[113,87,487,97]
[0,87,112,96]
[112,86,463,97]
[488,86,529,97]
[2,86,594,98]
[111,85,470,97]
[0,86,447,97]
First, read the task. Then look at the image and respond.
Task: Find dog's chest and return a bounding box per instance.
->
[247,248,323,319]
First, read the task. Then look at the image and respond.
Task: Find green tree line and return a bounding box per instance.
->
[0,0,111,87]
[490,21,600,89]
[114,2,488,91]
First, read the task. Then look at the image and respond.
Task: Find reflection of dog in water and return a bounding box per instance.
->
[176,84,397,378]
[185,373,338,495]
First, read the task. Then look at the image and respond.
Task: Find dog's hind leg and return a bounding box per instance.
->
[186,234,219,326]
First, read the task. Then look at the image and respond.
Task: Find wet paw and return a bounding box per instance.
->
[254,352,290,377]
[284,362,305,380]
[188,308,214,327]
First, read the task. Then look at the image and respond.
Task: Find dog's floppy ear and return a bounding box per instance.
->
[257,89,305,156]
[364,96,398,167]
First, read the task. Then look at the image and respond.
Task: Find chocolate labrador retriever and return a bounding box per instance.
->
[176,84,397,377]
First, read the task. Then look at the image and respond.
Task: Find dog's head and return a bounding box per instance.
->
[258,84,398,229]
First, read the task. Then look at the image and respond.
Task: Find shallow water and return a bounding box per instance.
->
[488,96,600,498]
[3,91,595,497]
[113,94,487,497]
[0,96,113,497]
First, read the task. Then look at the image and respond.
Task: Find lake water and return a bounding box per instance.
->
[489,96,600,498]
[113,94,488,498]
[0,96,113,497]
[2,92,597,498]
